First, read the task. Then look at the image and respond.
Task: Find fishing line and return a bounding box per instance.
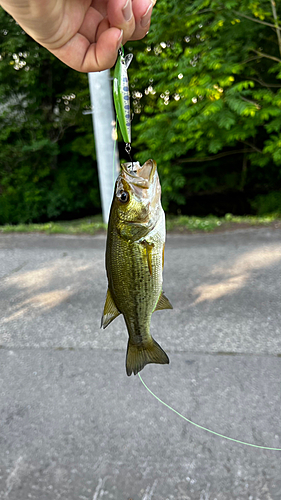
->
[138,373,281,451]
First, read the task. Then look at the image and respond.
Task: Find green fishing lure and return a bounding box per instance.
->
[113,48,133,146]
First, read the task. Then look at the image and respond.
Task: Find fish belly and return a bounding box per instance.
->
[108,231,163,337]
[106,211,169,375]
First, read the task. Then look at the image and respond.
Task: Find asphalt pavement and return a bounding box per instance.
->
[0,228,280,500]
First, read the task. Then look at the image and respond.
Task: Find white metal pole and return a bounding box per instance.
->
[88,70,119,224]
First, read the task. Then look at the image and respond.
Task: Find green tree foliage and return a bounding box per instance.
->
[0,8,99,224]
[130,0,281,212]
[1,2,281,223]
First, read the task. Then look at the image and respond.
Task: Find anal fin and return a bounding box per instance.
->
[154,291,173,312]
[101,288,120,329]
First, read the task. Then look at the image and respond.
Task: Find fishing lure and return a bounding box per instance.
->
[113,48,133,151]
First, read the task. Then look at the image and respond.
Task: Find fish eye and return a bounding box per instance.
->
[117,190,129,203]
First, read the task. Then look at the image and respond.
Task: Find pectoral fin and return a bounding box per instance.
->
[101,288,120,329]
[140,240,154,276]
[154,291,173,312]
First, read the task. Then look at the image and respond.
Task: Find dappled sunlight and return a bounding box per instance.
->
[6,260,94,292]
[2,290,72,323]
[193,275,246,303]
[192,245,281,305]
[210,246,281,276]
[0,257,102,324]
[6,261,64,291]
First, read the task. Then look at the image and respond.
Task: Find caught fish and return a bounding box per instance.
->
[101,159,172,376]
[113,49,133,145]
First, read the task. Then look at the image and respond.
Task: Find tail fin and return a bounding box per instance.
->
[126,337,169,376]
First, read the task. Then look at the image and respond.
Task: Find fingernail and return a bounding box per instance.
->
[141,2,153,28]
[117,29,123,50]
[122,0,133,22]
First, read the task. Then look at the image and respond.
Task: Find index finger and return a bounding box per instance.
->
[51,26,123,72]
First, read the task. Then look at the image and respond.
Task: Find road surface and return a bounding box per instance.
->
[0,228,280,500]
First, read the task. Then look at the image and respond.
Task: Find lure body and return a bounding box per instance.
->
[113,51,133,144]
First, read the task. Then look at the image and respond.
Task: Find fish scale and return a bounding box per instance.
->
[101,160,173,376]
[109,232,162,340]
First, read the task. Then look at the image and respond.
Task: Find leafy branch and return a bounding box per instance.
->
[178,149,256,163]
[234,10,281,30]
[241,142,263,154]
[250,49,281,63]
[270,0,281,57]
[241,76,281,88]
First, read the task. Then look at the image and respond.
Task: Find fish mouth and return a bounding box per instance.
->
[121,159,157,188]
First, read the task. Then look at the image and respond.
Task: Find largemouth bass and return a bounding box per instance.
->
[101,159,172,376]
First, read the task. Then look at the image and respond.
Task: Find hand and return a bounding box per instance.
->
[0,0,155,72]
